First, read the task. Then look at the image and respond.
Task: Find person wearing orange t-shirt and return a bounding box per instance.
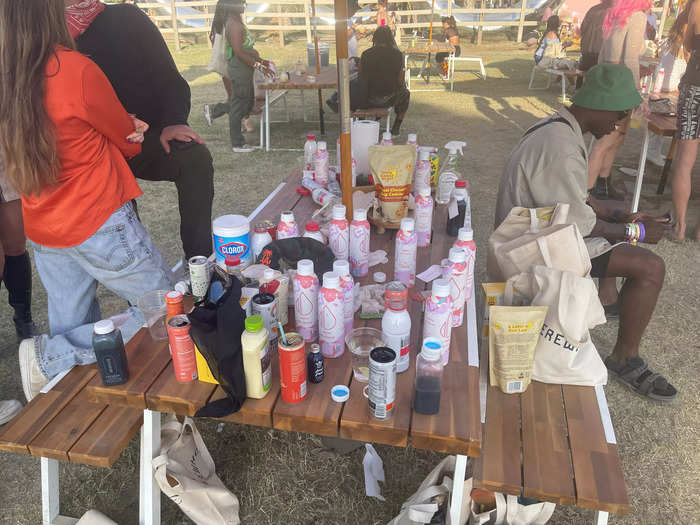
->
[0,0,173,401]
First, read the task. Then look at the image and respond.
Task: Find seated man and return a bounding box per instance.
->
[327,25,410,136]
[495,64,676,402]
[65,0,214,261]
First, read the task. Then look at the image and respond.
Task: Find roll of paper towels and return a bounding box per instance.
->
[352,120,380,176]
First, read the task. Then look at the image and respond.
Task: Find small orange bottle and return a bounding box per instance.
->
[165,290,185,323]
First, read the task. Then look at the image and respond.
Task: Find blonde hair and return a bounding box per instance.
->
[0,0,75,196]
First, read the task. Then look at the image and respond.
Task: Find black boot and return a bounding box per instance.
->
[592,175,626,201]
[3,252,38,340]
[390,117,403,137]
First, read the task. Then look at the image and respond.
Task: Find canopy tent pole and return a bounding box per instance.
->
[334,0,353,220]
[310,0,325,135]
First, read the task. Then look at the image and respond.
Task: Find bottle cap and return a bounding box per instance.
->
[225,255,241,268]
[332,204,347,220]
[94,319,115,335]
[174,281,189,295]
[455,180,467,188]
[373,271,386,283]
[353,208,367,221]
[305,220,320,232]
[385,281,408,311]
[245,315,264,332]
[382,131,392,141]
[322,271,340,288]
[331,384,350,402]
[297,259,314,276]
[432,278,451,298]
[306,134,316,141]
[449,246,466,263]
[280,211,295,224]
[333,260,350,277]
[421,338,443,361]
[166,290,183,303]
[263,268,275,280]
[407,133,417,143]
[418,186,431,197]
[317,140,327,151]
[254,223,269,233]
[400,217,415,232]
[458,227,473,242]
[311,343,321,354]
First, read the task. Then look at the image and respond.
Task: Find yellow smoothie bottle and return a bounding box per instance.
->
[241,315,272,399]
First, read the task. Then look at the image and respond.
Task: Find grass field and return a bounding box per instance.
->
[0,36,699,524]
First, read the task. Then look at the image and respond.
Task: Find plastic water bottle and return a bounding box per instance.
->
[333,260,355,338]
[328,204,349,261]
[414,338,443,414]
[382,281,411,373]
[380,131,393,146]
[454,227,476,302]
[277,211,299,239]
[446,247,468,328]
[311,186,339,207]
[314,141,329,185]
[422,279,452,366]
[349,207,370,277]
[414,148,432,195]
[303,220,325,243]
[446,180,468,236]
[293,259,319,342]
[414,186,434,248]
[436,141,466,205]
[653,67,665,93]
[318,272,345,358]
[304,134,317,169]
[394,217,417,288]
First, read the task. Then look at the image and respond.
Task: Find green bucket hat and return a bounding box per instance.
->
[572,63,642,112]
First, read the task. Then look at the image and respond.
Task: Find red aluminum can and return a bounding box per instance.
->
[167,315,198,382]
[165,290,184,322]
[279,332,307,403]
[259,219,277,240]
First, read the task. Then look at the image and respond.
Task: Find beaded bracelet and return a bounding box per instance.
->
[638,221,646,243]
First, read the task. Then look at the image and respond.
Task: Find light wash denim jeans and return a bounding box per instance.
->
[31,202,174,378]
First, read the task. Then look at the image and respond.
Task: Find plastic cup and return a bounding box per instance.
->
[137,290,169,340]
[345,327,385,382]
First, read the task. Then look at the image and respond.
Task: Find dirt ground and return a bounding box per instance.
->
[0,37,698,525]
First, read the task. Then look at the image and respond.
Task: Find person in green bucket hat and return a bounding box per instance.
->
[495,63,677,403]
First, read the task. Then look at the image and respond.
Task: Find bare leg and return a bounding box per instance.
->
[0,199,27,256]
[598,276,618,305]
[671,138,699,239]
[588,130,625,192]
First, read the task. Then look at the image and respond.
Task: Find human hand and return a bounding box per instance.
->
[616,210,670,223]
[126,116,149,143]
[159,124,206,154]
[640,220,668,244]
[638,99,651,118]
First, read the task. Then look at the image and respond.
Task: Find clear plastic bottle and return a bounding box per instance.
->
[382,281,411,373]
[304,134,317,169]
[313,141,329,185]
[413,338,443,414]
[277,211,299,239]
[446,180,468,236]
[333,259,355,338]
[422,278,452,365]
[414,186,434,248]
[293,259,319,342]
[224,255,245,285]
[260,268,289,325]
[380,131,393,146]
[328,204,349,261]
[436,141,466,205]
[311,186,340,207]
[241,315,272,399]
[413,148,432,195]
[406,133,418,147]
[303,220,325,243]
[394,217,417,288]
[318,271,345,358]
[349,207,370,277]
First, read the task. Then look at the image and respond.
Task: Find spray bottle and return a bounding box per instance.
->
[436,141,466,205]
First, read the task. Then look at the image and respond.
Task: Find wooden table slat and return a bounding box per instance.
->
[521,382,576,505]
[68,405,143,467]
[248,171,304,226]
[28,390,106,462]
[146,360,218,416]
[562,385,630,514]
[0,366,97,455]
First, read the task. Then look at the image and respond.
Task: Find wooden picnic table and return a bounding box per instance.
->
[258,66,338,151]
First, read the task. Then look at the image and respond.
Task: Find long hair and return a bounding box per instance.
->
[602,0,652,39]
[441,16,457,28]
[668,0,693,54]
[373,24,394,46]
[210,0,243,42]
[0,0,74,196]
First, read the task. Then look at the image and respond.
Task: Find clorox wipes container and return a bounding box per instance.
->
[213,214,251,268]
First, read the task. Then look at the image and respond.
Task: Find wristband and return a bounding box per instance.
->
[625,223,635,242]
[638,221,646,243]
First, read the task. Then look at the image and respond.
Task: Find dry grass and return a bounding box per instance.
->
[0,36,699,524]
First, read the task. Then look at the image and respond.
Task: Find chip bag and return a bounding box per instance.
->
[369,145,415,225]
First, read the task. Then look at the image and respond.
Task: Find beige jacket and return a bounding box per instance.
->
[598,10,647,87]
[495,107,612,259]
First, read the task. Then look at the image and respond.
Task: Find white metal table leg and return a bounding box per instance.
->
[631,123,650,212]
[265,90,271,152]
[480,58,486,79]
[450,454,469,525]
[561,73,567,102]
[450,57,455,91]
[41,457,60,525]
[594,510,609,524]
[139,409,161,525]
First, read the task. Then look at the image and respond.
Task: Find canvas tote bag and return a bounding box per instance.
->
[207,32,228,77]
[152,415,240,525]
[503,495,555,525]
[529,265,608,386]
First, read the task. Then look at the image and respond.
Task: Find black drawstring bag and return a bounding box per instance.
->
[256,237,335,276]
[189,270,246,418]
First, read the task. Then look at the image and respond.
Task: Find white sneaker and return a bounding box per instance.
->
[232,144,255,153]
[203,104,212,126]
[19,338,49,402]
[647,152,666,167]
[0,400,22,425]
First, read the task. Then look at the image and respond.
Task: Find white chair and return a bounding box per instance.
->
[528,65,580,102]
[448,56,486,91]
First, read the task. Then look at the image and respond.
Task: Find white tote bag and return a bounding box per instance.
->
[207,32,229,77]
[530,266,608,386]
[152,416,240,525]
[504,495,555,525]
[469,492,506,524]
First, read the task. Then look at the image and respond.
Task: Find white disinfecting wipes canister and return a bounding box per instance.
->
[212,214,251,268]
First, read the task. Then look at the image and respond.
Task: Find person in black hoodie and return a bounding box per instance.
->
[65,0,214,261]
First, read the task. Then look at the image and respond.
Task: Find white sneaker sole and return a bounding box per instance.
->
[232,145,256,153]
[19,338,47,402]
[204,105,212,126]
[0,400,22,425]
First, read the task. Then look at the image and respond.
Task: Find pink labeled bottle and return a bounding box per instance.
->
[293,259,319,342]
[277,211,299,240]
[380,131,393,146]
[454,227,476,302]
[382,281,411,373]
[318,271,345,358]
[304,133,317,169]
[407,133,419,190]
[446,247,468,328]
[414,186,434,248]
[423,279,453,366]
[313,141,329,185]
[414,148,432,195]
[394,217,417,288]
[349,207,370,277]
[333,260,355,338]
[328,204,349,261]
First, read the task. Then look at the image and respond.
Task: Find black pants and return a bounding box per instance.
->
[349,78,411,117]
[128,129,214,260]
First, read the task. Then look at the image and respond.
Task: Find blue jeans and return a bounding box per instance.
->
[31,202,174,378]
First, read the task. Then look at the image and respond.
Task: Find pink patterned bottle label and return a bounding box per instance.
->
[414,195,433,247]
[423,295,453,365]
[339,276,355,336]
[447,260,467,327]
[394,230,417,287]
[318,290,344,358]
[329,219,349,260]
[455,242,476,301]
[293,276,318,342]
[277,221,298,239]
[349,221,370,277]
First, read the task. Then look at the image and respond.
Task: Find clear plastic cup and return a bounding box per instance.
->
[137,290,169,340]
[345,327,385,382]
